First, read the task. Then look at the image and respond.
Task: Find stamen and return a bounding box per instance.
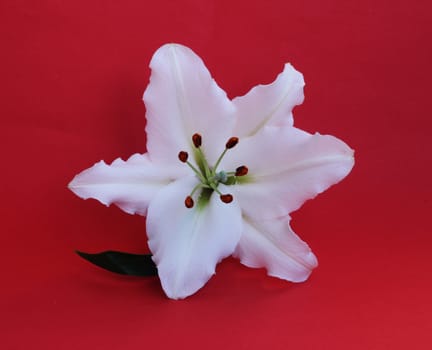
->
[192,133,202,148]
[196,147,212,179]
[178,151,188,163]
[220,194,233,203]
[185,196,194,208]
[183,160,206,183]
[225,137,239,149]
[235,166,248,176]
[180,134,245,208]
[213,148,227,173]
[190,182,207,196]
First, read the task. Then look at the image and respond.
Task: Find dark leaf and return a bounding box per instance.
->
[76,250,158,277]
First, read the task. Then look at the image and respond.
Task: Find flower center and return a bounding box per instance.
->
[178,133,249,208]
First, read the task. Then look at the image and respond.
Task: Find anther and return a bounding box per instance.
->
[220,194,233,203]
[235,166,248,176]
[185,196,194,208]
[225,137,239,149]
[178,151,188,163]
[192,133,202,148]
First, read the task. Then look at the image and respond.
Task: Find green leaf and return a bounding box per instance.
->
[76,250,158,276]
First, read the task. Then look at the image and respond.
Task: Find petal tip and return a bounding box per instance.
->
[67,175,85,198]
[283,62,305,83]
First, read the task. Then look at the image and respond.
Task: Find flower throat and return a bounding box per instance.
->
[178,133,248,208]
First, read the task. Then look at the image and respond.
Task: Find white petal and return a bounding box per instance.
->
[143,44,236,166]
[68,153,180,216]
[146,177,242,299]
[232,64,304,137]
[234,215,317,282]
[223,125,354,219]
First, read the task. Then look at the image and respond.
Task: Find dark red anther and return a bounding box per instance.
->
[220,194,233,203]
[192,133,202,148]
[178,151,188,163]
[225,137,239,149]
[185,196,194,208]
[235,165,248,176]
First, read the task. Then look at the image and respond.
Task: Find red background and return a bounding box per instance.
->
[1,0,431,349]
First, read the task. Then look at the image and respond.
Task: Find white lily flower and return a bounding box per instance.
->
[69,43,354,299]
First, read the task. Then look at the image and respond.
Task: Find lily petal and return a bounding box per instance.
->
[233,63,304,137]
[234,215,317,282]
[68,153,179,216]
[147,177,242,299]
[143,44,236,166]
[224,125,354,219]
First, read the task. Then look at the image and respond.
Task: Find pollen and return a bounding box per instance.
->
[185,196,194,208]
[192,133,202,148]
[178,151,188,163]
[235,166,248,176]
[220,194,233,203]
[225,137,239,149]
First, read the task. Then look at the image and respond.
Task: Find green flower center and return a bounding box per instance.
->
[178,133,249,209]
